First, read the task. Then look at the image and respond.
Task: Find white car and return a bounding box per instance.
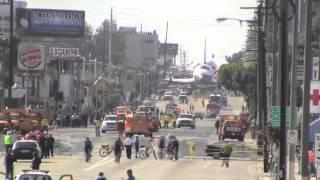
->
[101,115,117,133]
[15,170,73,180]
[176,113,195,129]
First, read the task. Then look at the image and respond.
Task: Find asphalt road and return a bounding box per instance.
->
[0,95,260,180]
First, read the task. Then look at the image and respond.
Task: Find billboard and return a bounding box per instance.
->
[160,43,178,56]
[16,8,85,37]
[18,43,45,71]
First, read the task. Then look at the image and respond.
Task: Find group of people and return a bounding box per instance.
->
[94,169,136,180]
[22,130,56,159]
[114,134,180,163]
[55,110,91,128]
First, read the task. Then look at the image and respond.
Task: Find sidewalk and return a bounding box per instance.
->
[256,161,306,180]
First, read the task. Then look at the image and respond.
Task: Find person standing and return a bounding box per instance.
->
[221,142,233,168]
[134,136,140,159]
[114,137,123,163]
[31,151,41,170]
[47,134,55,157]
[38,134,46,158]
[125,136,134,159]
[84,137,93,162]
[308,146,316,176]
[172,137,179,161]
[4,131,13,153]
[4,149,14,180]
[94,172,107,180]
[94,119,101,137]
[126,169,135,180]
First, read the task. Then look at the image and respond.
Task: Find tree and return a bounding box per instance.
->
[94,20,126,66]
[226,51,245,64]
[218,62,257,113]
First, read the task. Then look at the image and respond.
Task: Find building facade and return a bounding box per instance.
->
[0,0,27,35]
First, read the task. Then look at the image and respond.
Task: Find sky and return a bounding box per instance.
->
[26,0,257,67]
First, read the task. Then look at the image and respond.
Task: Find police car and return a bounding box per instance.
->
[15,170,73,180]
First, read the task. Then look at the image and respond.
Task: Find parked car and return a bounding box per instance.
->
[176,113,195,129]
[12,140,41,160]
[101,115,118,133]
[193,112,204,120]
[15,170,73,180]
[163,94,173,101]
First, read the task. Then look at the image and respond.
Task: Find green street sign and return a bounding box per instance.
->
[271,106,290,127]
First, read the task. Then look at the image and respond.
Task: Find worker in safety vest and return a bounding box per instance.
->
[308,146,316,176]
[4,131,13,153]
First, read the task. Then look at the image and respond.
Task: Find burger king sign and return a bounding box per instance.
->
[18,43,45,70]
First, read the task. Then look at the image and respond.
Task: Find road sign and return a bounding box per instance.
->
[271,106,290,127]
[310,81,320,113]
[313,57,320,80]
[287,130,298,145]
[314,133,320,163]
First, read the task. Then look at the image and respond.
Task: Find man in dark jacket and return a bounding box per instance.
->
[31,151,41,170]
[38,134,46,158]
[114,137,123,163]
[4,149,14,180]
[47,134,55,157]
[134,136,139,159]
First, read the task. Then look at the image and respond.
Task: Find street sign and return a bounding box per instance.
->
[313,57,320,80]
[271,106,290,127]
[315,133,320,163]
[287,130,298,145]
[310,81,320,113]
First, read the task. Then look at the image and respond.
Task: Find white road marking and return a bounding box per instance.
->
[84,157,114,171]
[203,162,212,169]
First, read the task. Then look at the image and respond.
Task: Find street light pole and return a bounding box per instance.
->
[8,0,14,101]
[300,0,313,179]
[288,0,299,179]
[278,0,289,179]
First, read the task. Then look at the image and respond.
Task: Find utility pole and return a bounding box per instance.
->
[8,0,14,101]
[279,0,289,179]
[300,0,313,179]
[108,8,113,69]
[204,37,207,64]
[163,21,168,79]
[257,2,268,173]
[288,0,299,179]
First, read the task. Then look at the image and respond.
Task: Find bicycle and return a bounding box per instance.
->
[139,145,157,160]
[99,145,113,157]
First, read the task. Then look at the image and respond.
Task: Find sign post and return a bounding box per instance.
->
[310,81,320,113]
[287,130,298,145]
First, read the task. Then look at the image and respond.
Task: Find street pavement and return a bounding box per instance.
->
[0,95,262,180]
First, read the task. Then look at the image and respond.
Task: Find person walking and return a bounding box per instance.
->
[31,151,41,170]
[134,136,139,159]
[126,169,135,180]
[94,172,107,180]
[84,137,93,162]
[4,131,13,153]
[4,148,14,180]
[221,142,233,168]
[47,134,55,157]
[125,136,134,159]
[114,137,123,163]
[94,119,101,137]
